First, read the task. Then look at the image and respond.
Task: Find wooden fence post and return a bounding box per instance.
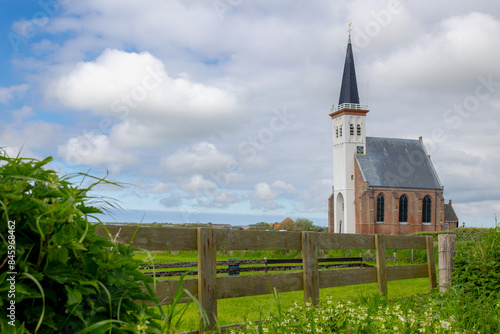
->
[375,234,387,297]
[425,235,437,290]
[302,232,319,305]
[438,234,456,292]
[197,228,217,332]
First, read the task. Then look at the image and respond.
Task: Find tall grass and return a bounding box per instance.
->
[165,277,430,332]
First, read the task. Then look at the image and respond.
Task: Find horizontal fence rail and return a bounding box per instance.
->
[96,225,436,332]
[139,257,398,277]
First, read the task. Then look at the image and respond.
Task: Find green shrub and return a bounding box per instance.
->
[413,227,490,242]
[0,155,161,333]
[452,219,500,296]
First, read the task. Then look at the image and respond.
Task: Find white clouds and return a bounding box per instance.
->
[197,191,240,208]
[0,84,29,104]
[180,175,218,195]
[159,193,183,208]
[4,1,500,226]
[162,142,237,175]
[57,134,135,173]
[0,118,60,159]
[49,49,244,143]
[249,182,282,210]
[11,106,35,122]
[272,180,298,194]
[252,183,278,201]
[151,182,171,194]
[50,49,163,111]
[371,12,500,93]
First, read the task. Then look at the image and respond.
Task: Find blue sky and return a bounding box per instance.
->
[1,0,500,228]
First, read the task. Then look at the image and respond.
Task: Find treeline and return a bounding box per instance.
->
[248,218,327,232]
[136,218,328,232]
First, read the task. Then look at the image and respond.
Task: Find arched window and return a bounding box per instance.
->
[339,125,343,137]
[376,193,385,222]
[399,194,408,223]
[350,124,354,135]
[357,124,361,136]
[422,195,432,223]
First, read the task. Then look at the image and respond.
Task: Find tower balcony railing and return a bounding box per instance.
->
[331,103,369,113]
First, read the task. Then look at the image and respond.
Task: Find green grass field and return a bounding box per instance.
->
[138,250,431,332]
[157,277,430,332]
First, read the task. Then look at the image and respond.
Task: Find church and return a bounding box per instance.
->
[327,33,459,235]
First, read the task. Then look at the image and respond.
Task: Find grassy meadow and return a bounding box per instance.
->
[159,277,431,331]
[135,247,431,332]
[134,227,500,333]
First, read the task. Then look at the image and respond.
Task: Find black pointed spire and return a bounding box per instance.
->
[338,36,360,105]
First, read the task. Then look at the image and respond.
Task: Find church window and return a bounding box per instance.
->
[350,124,354,135]
[357,124,361,136]
[422,195,432,223]
[399,195,408,223]
[376,193,385,222]
[339,125,343,137]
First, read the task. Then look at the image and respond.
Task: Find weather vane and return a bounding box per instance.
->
[348,22,352,37]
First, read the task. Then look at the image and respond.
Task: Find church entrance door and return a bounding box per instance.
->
[336,193,345,233]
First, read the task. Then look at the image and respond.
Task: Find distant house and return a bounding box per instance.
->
[271,217,298,231]
[328,33,458,235]
[444,200,459,231]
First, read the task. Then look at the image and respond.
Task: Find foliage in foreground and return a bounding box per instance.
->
[0,154,203,333]
[234,288,500,334]
[452,219,500,297]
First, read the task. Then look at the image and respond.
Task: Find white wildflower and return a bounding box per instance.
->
[441,321,451,329]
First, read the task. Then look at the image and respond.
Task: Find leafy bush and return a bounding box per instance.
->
[413,227,490,243]
[0,155,161,333]
[452,220,500,296]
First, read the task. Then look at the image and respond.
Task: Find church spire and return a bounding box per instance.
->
[338,25,360,105]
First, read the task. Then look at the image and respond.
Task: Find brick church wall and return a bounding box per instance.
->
[354,159,445,235]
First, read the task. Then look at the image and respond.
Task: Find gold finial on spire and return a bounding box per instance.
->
[348,22,352,37]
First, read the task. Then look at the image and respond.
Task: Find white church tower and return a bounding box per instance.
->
[328,31,369,233]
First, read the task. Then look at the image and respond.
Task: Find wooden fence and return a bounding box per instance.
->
[97,225,436,332]
[139,256,398,277]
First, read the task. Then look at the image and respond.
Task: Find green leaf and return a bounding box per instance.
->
[76,319,125,334]
[66,286,83,305]
[48,246,69,264]
[44,264,81,284]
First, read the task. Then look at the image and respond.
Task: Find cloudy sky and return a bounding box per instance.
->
[1,0,499,227]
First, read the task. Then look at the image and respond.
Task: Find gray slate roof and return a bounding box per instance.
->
[356,137,442,190]
[444,203,459,222]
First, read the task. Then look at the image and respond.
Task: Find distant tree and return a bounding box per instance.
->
[313,226,327,232]
[295,218,315,231]
[295,218,327,232]
[249,222,271,230]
